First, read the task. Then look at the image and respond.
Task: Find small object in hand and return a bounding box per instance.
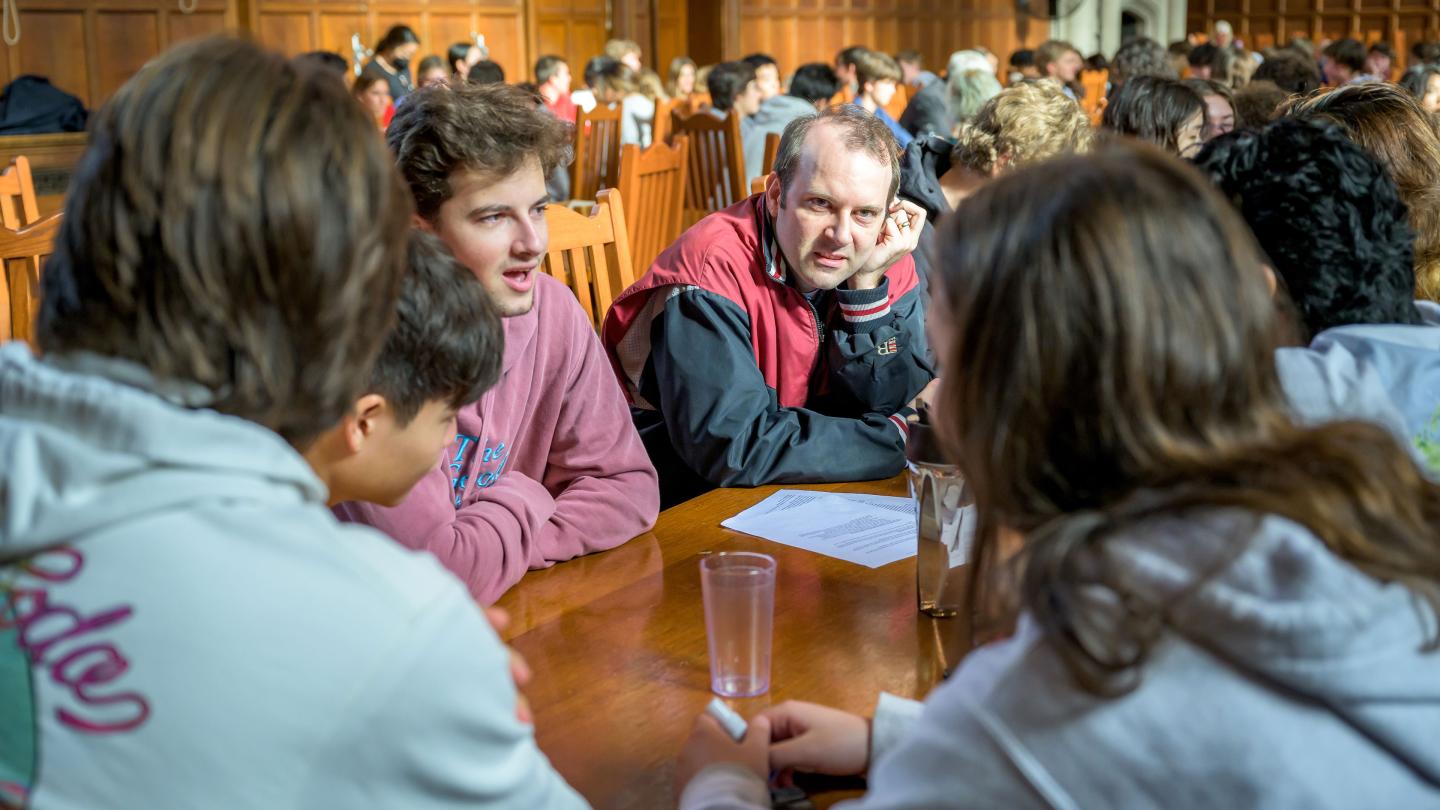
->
[705,697,749,742]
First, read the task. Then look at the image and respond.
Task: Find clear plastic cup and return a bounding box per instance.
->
[700,552,776,697]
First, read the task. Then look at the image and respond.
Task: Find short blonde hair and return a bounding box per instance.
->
[604,39,641,60]
[854,50,902,86]
[952,79,1093,174]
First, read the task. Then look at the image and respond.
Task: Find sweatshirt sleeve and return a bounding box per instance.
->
[334,328,658,606]
[641,287,911,488]
[826,277,935,416]
[533,323,661,564]
[296,583,589,809]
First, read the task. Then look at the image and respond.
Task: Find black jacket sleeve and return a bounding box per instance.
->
[639,287,911,488]
[823,279,936,415]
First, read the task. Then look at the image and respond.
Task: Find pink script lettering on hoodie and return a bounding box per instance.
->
[1,547,151,733]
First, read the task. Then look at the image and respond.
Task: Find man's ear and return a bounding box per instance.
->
[347,394,391,453]
[764,173,781,217]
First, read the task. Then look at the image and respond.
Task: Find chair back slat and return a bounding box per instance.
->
[651,97,678,145]
[617,136,689,273]
[541,188,635,330]
[670,109,746,229]
[0,212,61,342]
[0,156,41,230]
[571,105,625,201]
[760,132,781,177]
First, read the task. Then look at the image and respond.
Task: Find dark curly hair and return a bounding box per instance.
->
[367,232,503,425]
[1194,118,1421,339]
[387,82,573,220]
[1283,83,1440,302]
[1252,49,1321,95]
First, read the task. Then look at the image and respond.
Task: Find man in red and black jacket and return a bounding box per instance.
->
[603,105,938,506]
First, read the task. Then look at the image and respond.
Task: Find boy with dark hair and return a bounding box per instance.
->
[1322,38,1371,84]
[0,36,585,807]
[304,232,504,507]
[745,63,841,181]
[1253,48,1322,94]
[534,53,575,122]
[1196,118,1440,469]
[467,59,505,85]
[742,52,782,100]
[337,82,659,603]
[1008,48,1039,84]
[707,60,762,118]
[448,41,480,80]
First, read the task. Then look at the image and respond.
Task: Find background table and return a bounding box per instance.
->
[495,476,968,809]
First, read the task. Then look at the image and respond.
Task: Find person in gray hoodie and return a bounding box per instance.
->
[675,144,1440,809]
[744,63,840,185]
[0,37,587,809]
[1196,118,1440,473]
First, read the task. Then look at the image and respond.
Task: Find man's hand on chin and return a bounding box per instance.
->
[849,199,927,290]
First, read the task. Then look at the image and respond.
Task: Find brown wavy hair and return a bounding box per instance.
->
[387,82,573,220]
[39,37,412,449]
[1284,84,1440,303]
[933,143,1440,694]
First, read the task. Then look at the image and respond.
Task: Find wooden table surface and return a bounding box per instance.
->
[495,475,967,809]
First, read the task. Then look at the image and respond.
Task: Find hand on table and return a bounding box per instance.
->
[907,378,942,421]
[484,607,533,725]
[675,713,773,799]
[850,199,928,290]
[760,700,871,781]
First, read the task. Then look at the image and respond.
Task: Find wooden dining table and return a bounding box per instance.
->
[495,475,968,809]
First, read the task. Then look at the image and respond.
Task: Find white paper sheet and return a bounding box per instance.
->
[721,490,917,568]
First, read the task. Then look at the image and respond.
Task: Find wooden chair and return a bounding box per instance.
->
[679,92,711,116]
[651,97,678,146]
[750,175,767,195]
[0,213,60,343]
[617,136,689,275]
[670,109,747,228]
[570,104,624,201]
[541,188,635,330]
[0,156,41,230]
[760,132,781,178]
[1080,69,1109,126]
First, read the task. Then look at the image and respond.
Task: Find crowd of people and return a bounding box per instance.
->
[2,19,1439,810]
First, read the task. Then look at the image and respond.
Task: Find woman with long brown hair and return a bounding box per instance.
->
[675,143,1440,808]
[1285,83,1440,303]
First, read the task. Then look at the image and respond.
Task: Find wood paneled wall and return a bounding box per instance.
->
[1,0,232,108]
[250,0,528,83]
[2,0,1042,113]
[730,0,1048,77]
[1188,0,1440,55]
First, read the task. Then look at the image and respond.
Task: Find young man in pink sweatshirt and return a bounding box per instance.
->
[335,82,660,604]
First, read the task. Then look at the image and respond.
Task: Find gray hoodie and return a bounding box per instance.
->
[745,94,820,183]
[0,343,586,809]
[682,511,1440,808]
[1277,300,1440,472]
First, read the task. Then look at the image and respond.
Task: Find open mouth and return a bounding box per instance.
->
[500,266,537,293]
[813,251,847,269]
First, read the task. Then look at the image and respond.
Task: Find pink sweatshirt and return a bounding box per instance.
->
[336,273,660,604]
